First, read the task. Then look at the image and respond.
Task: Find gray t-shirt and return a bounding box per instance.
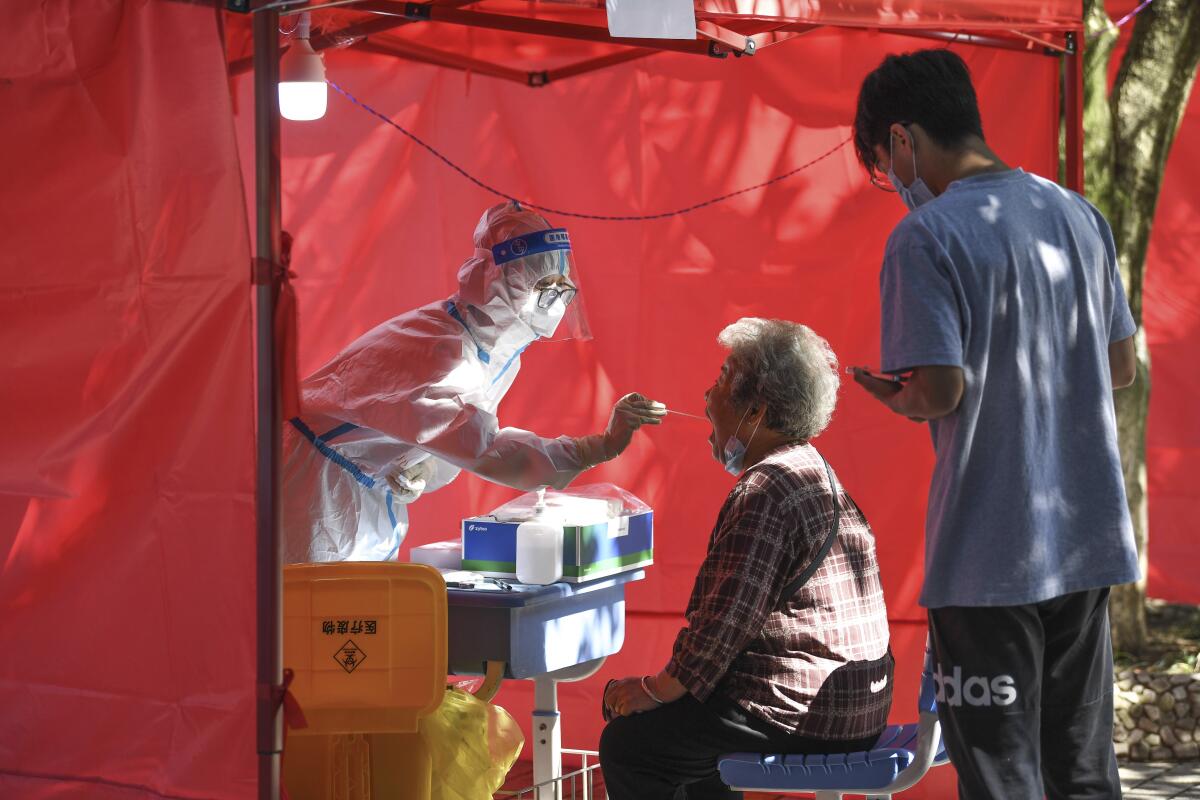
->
[880,168,1139,608]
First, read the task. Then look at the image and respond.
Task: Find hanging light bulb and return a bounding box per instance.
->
[278,13,326,121]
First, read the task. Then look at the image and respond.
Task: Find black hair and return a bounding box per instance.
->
[853,49,984,178]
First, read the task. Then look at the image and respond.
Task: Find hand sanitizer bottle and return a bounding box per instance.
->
[515,487,562,585]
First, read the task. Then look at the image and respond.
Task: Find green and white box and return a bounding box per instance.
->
[461,484,653,583]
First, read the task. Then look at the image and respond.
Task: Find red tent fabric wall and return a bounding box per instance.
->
[1144,93,1200,605]
[232,32,1057,773]
[0,2,256,797]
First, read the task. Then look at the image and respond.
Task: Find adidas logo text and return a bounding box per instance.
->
[933,664,1017,707]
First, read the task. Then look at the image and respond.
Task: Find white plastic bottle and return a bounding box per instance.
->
[515,488,563,585]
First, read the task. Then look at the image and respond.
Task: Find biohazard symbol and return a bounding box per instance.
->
[334,639,366,674]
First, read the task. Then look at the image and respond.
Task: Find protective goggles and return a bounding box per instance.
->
[535,278,577,309]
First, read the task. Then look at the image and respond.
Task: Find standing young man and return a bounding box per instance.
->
[850,50,1138,799]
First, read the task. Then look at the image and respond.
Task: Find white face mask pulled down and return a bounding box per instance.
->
[721,407,763,477]
[888,126,936,212]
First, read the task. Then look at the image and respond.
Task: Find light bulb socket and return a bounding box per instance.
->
[279,36,325,84]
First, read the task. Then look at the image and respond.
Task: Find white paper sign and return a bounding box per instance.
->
[605,516,630,539]
[606,0,697,40]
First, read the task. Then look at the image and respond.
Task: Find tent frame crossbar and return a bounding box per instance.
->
[343,24,1074,88]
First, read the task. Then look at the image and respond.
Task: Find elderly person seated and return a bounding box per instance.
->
[599,318,893,800]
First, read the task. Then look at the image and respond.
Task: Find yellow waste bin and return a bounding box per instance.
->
[282,562,447,800]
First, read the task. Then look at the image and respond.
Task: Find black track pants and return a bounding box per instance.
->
[928,587,1121,800]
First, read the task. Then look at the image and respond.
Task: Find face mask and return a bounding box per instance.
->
[523,295,567,338]
[721,408,763,477]
[888,128,936,211]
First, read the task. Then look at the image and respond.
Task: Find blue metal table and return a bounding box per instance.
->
[445,570,645,799]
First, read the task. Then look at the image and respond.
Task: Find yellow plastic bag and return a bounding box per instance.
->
[418,688,525,800]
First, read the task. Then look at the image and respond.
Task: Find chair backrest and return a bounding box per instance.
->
[283,562,448,734]
[881,635,946,794]
[918,636,938,715]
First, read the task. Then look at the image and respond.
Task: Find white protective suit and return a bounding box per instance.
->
[283,202,651,563]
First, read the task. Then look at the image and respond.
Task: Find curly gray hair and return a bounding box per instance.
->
[717,317,840,442]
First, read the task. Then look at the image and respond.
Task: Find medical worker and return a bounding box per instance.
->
[283,201,665,564]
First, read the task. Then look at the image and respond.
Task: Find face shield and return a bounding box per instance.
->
[491,227,591,341]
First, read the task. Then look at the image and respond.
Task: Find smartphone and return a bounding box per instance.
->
[846,366,910,384]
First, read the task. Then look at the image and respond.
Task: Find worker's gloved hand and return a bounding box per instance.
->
[572,394,666,469]
[387,459,437,502]
[602,393,666,459]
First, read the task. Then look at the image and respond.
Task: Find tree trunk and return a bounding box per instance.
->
[1081,0,1200,655]
[1110,334,1149,654]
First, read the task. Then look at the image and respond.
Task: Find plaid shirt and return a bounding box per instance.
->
[666,442,892,740]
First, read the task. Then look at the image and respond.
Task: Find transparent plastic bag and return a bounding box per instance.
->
[418,688,524,800]
[483,482,650,526]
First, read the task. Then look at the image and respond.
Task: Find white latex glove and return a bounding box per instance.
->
[601,393,667,460]
[387,459,437,503]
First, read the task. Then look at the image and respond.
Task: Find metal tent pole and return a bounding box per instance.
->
[253,8,284,800]
[1064,31,1085,192]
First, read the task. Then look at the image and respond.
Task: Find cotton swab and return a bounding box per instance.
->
[664,408,709,422]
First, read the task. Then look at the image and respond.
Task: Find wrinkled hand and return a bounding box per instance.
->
[387,459,436,502]
[602,393,667,459]
[603,676,660,719]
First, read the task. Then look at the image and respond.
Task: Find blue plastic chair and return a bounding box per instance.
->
[718,639,949,799]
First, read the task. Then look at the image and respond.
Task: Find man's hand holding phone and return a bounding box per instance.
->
[849,366,929,423]
[848,366,907,396]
